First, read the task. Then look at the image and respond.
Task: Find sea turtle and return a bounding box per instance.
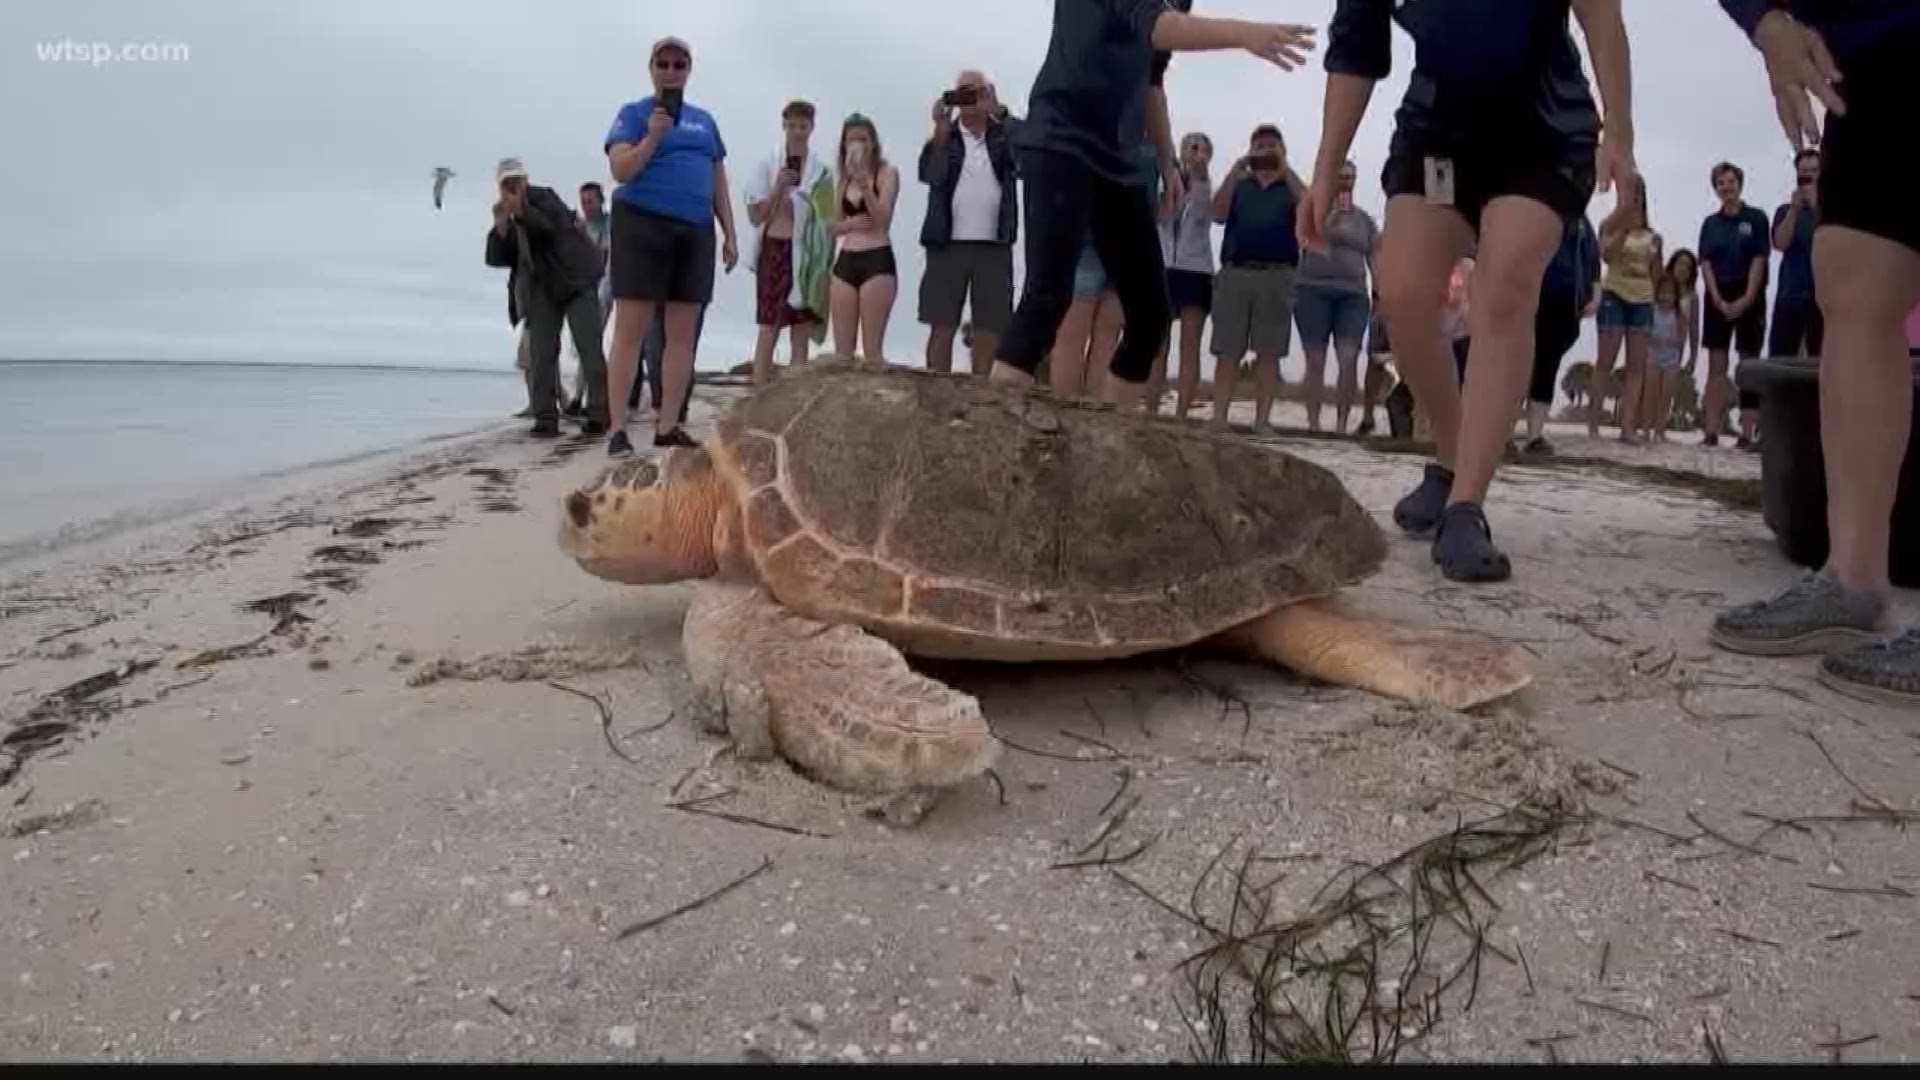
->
[557,361,1530,823]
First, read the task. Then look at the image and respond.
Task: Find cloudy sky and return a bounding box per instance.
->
[1,1,1800,374]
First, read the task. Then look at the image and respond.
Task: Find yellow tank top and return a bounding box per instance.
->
[1603,228,1658,305]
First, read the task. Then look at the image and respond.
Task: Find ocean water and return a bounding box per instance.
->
[0,361,524,558]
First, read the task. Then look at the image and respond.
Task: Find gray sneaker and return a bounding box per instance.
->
[1709,571,1885,657]
[1818,627,1920,709]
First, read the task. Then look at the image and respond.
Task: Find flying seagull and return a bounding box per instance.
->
[431,166,455,209]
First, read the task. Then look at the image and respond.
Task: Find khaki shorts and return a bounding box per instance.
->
[1210,264,1297,360]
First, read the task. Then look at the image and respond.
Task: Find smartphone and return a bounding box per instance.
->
[1248,152,1279,171]
[658,86,684,121]
[785,153,802,174]
[941,86,979,109]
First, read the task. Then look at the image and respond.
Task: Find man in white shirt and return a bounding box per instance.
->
[917,70,1021,375]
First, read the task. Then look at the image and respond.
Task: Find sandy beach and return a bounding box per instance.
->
[2,382,1915,1064]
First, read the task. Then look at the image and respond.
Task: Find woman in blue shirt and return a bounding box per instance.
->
[601,36,741,457]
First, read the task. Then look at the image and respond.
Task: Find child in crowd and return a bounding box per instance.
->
[1641,273,1687,443]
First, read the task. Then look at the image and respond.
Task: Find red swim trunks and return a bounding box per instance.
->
[755,235,819,329]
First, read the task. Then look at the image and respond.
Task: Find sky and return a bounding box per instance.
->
[0,1,1804,378]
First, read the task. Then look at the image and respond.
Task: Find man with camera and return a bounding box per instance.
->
[1769,147,1823,359]
[918,71,1020,376]
[484,157,610,439]
[1207,124,1307,433]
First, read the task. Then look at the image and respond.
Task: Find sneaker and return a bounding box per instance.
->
[1430,502,1511,583]
[653,427,699,449]
[607,430,634,458]
[1354,417,1376,438]
[580,419,607,438]
[563,398,588,418]
[1709,570,1885,657]
[1734,435,1755,452]
[1818,627,1920,709]
[1522,435,1554,456]
[1702,432,1720,448]
[529,418,561,439]
[1393,462,1454,536]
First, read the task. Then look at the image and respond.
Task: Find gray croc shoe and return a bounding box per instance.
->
[1818,627,1920,709]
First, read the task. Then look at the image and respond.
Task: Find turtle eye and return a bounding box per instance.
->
[566,491,593,529]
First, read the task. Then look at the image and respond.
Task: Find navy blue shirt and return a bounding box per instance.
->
[1698,205,1772,297]
[1720,0,1920,64]
[1325,0,1600,156]
[1772,201,1818,301]
[1220,177,1300,267]
[1017,0,1189,186]
[1542,213,1600,301]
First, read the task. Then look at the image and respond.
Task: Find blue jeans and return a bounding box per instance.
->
[629,304,706,423]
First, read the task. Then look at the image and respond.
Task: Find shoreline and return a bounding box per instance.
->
[2,382,1915,1063]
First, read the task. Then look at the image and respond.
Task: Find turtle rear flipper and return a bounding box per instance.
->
[1217,598,1532,711]
[684,581,1000,810]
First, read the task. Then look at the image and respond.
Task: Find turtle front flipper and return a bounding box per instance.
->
[683,581,1002,822]
[1215,598,1532,711]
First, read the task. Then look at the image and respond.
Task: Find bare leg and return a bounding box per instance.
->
[1618,330,1649,443]
[1209,351,1242,431]
[788,322,812,368]
[655,302,701,439]
[968,330,998,376]
[606,298,657,433]
[1588,325,1623,438]
[1214,598,1531,711]
[1449,196,1562,507]
[1301,345,1330,432]
[751,324,777,387]
[1332,336,1363,434]
[1703,348,1731,440]
[859,271,898,368]
[1142,333,1169,415]
[682,579,1000,822]
[1250,349,1281,433]
[830,278,860,361]
[1085,291,1123,402]
[1050,298,1097,398]
[1816,226,1920,595]
[1376,195,1476,467]
[1174,308,1205,419]
[926,324,956,374]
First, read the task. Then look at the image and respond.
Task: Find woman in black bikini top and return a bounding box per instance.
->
[829,113,901,367]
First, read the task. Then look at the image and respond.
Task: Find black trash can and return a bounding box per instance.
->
[1736,353,1920,587]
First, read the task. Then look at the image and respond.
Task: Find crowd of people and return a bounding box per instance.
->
[486,1,1919,708]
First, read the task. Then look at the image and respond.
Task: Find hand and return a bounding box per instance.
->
[722,235,739,273]
[1295,175,1336,254]
[1595,126,1636,197]
[1582,296,1600,320]
[1159,161,1184,220]
[647,107,674,140]
[932,97,953,132]
[1238,22,1317,70]
[776,167,800,192]
[499,187,524,218]
[1752,10,1845,150]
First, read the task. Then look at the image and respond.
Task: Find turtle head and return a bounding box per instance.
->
[558,449,726,584]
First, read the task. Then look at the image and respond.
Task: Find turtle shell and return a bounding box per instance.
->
[708,363,1386,661]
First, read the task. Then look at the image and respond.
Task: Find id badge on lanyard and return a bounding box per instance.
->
[1423,157,1456,207]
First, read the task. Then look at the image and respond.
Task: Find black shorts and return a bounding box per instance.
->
[1382,137,1594,230]
[1530,288,1582,405]
[610,202,716,305]
[1818,17,1920,258]
[1769,294,1824,359]
[833,246,897,289]
[1702,285,1766,357]
[1167,268,1213,314]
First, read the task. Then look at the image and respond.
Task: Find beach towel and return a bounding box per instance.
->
[743,148,835,344]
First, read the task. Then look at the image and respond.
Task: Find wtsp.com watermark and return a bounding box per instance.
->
[36,38,191,67]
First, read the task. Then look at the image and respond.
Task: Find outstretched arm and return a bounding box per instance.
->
[1572,0,1635,190]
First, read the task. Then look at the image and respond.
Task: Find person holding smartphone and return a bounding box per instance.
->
[602,35,739,457]
[743,100,831,386]
[918,71,1021,377]
[1768,147,1824,360]
[829,114,902,366]
[1299,0,1636,584]
[985,0,1317,410]
[1208,124,1307,433]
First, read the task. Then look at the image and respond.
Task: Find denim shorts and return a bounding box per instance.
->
[1597,290,1654,332]
[1293,282,1371,352]
[1072,242,1109,300]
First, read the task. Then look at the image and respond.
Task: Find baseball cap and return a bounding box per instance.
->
[495,157,528,182]
[651,36,692,61]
